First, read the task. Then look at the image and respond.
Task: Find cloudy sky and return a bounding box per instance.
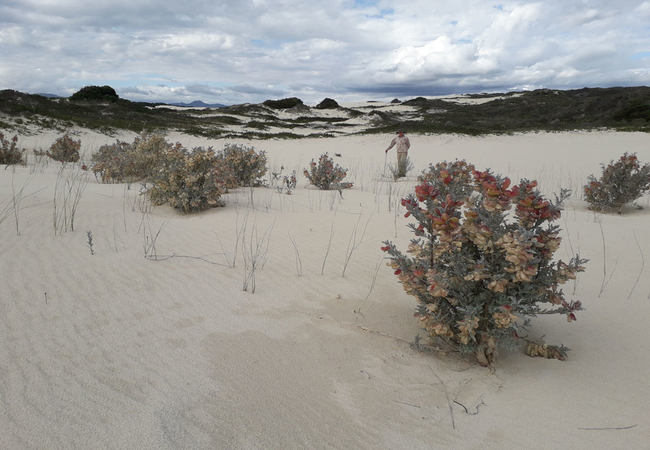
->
[1,0,649,105]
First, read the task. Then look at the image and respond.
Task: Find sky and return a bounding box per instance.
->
[1,0,650,105]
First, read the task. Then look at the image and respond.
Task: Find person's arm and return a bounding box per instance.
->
[404,136,411,150]
[385,137,397,153]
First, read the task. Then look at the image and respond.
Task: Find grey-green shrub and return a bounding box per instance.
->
[90,133,179,183]
[148,146,225,213]
[91,140,133,183]
[303,153,352,190]
[388,155,414,180]
[217,143,268,188]
[126,133,179,180]
[583,152,650,213]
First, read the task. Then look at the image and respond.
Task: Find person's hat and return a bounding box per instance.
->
[396,129,405,134]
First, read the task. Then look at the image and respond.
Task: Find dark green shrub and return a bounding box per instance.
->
[583,152,650,213]
[70,85,119,102]
[315,98,339,109]
[613,100,650,122]
[0,132,24,165]
[382,160,587,366]
[263,97,304,109]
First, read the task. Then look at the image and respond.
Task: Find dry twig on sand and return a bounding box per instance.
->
[578,425,637,431]
[432,369,455,430]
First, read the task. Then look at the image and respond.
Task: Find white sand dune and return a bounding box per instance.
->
[1,131,649,449]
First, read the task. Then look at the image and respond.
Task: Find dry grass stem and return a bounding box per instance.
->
[214,207,248,268]
[597,218,618,297]
[320,211,337,275]
[140,211,169,260]
[364,255,385,301]
[288,232,303,277]
[627,229,644,300]
[53,166,88,235]
[9,171,33,235]
[432,369,456,430]
[241,212,275,293]
[342,211,373,277]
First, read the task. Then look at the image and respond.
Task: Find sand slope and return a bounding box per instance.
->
[1,131,649,449]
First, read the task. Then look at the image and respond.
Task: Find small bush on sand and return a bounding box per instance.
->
[47,133,80,163]
[303,153,353,190]
[127,133,179,180]
[217,143,268,188]
[283,170,297,191]
[388,155,414,180]
[382,160,587,366]
[148,147,225,213]
[0,132,24,165]
[91,140,133,183]
[583,152,650,213]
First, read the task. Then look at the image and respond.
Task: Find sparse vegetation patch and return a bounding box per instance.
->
[3,87,650,137]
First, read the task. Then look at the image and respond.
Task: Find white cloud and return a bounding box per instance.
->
[1,0,649,104]
[637,1,650,15]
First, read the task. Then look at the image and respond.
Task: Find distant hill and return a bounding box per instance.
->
[1,86,649,138]
[168,100,227,108]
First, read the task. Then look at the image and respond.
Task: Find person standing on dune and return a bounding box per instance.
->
[385,129,411,177]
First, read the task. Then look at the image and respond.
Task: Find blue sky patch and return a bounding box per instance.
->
[352,0,379,7]
[630,51,650,59]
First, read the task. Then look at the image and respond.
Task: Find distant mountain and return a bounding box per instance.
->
[168,100,226,108]
[35,93,62,98]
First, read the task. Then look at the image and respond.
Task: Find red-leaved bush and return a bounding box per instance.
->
[382,160,587,366]
[0,132,24,165]
[47,134,81,163]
